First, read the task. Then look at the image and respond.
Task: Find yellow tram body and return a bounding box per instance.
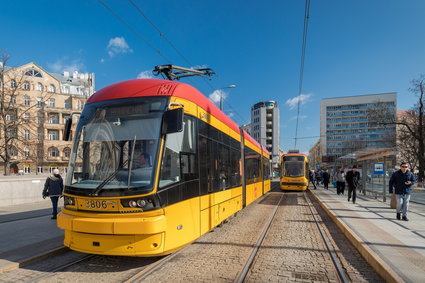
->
[279,151,309,191]
[57,79,271,256]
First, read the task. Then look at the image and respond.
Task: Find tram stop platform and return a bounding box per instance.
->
[0,199,65,273]
[310,186,425,283]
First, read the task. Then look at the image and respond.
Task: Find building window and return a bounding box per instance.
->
[63,115,70,124]
[23,113,30,123]
[23,81,30,90]
[64,86,70,94]
[24,165,31,174]
[25,69,43,78]
[49,113,59,124]
[10,146,18,157]
[10,96,16,104]
[64,98,71,109]
[48,84,56,93]
[64,147,71,158]
[36,82,43,91]
[10,80,17,88]
[37,166,44,174]
[24,147,30,157]
[48,130,59,140]
[24,129,30,140]
[24,95,30,106]
[49,98,55,107]
[48,147,59,157]
[36,97,43,108]
[37,112,45,124]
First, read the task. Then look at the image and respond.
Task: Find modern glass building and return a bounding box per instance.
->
[251,101,280,167]
[320,93,397,158]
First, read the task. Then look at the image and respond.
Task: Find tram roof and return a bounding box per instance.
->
[87,79,269,156]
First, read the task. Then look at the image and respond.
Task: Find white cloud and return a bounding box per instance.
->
[285,93,312,110]
[209,89,227,105]
[48,58,85,74]
[107,37,133,57]
[137,70,154,79]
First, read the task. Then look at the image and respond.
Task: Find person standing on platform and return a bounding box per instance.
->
[42,168,64,219]
[322,169,330,190]
[389,162,415,221]
[346,165,360,204]
[309,170,317,189]
[335,167,346,195]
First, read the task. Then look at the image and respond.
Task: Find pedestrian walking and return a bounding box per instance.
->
[346,165,360,204]
[42,168,64,219]
[389,162,415,221]
[309,170,317,189]
[322,169,330,190]
[335,167,346,195]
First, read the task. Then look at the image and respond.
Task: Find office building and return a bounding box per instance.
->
[320,93,397,159]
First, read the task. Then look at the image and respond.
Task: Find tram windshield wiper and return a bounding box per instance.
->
[90,158,130,196]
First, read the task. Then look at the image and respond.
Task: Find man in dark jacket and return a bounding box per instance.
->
[43,169,64,219]
[389,162,416,221]
[322,169,330,190]
[346,165,360,204]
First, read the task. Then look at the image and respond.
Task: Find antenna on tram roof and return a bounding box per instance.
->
[153,64,215,81]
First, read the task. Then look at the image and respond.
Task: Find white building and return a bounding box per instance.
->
[251,101,280,167]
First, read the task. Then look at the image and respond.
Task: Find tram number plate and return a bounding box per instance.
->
[85,200,109,210]
[77,199,118,211]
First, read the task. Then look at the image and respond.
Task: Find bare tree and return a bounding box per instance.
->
[0,52,53,175]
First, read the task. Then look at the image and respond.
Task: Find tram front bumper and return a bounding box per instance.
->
[57,210,167,256]
[57,210,167,234]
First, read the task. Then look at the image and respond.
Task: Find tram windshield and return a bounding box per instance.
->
[65,97,168,196]
[283,156,305,178]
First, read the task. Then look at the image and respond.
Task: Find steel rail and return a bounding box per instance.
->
[124,249,185,283]
[233,193,284,283]
[303,192,350,283]
[24,254,95,283]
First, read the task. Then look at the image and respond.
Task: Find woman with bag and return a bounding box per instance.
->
[42,169,64,219]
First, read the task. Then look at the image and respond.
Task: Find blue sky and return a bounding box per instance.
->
[1,0,425,154]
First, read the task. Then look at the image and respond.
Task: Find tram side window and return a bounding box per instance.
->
[159,116,197,188]
[245,147,261,185]
[263,157,271,180]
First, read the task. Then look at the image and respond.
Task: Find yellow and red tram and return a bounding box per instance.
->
[280,151,309,191]
[57,79,271,256]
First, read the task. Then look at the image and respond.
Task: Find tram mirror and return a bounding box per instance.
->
[162,108,184,134]
[63,118,72,141]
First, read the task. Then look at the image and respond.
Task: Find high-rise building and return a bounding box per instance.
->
[0,62,95,174]
[320,93,397,159]
[251,101,280,167]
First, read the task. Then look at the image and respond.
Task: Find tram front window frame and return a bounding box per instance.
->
[283,156,305,178]
[64,97,168,197]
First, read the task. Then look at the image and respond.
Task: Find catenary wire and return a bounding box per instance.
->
[294,0,311,149]
[127,0,248,125]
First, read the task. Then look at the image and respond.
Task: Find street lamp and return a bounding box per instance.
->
[219,85,236,110]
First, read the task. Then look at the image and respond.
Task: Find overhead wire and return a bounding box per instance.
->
[294,0,311,149]
[127,0,248,125]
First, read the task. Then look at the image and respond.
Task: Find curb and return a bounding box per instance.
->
[308,188,405,283]
[0,246,69,274]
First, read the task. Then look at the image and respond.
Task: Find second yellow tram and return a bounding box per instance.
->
[280,151,309,191]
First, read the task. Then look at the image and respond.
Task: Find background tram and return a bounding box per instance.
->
[57,78,271,256]
[280,150,309,191]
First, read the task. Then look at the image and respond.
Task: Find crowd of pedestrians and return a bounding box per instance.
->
[309,161,416,221]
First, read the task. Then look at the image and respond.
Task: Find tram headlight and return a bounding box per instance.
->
[121,196,159,211]
[64,196,75,206]
[137,199,147,208]
[129,200,138,208]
